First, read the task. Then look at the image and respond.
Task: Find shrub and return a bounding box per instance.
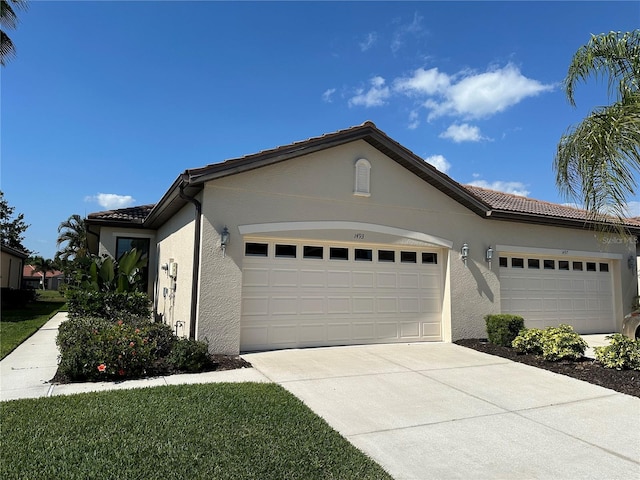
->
[167,338,215,373]
[512,328,545,354]
[66,290,150,319]
[1,288,38,309]
[594,333,640,370]
[485,314,525,347]
[56,315,175,381]
[540,324,587,361]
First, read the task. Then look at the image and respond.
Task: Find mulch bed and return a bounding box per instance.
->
[455,339,639,398]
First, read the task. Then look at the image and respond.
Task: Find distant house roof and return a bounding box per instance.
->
[23,265,64,279]
[85,122,640,234]
[1,244,29,259]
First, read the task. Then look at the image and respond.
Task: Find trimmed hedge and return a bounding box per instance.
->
[66,290,151,319]
[56,315,215,381]
[485,314,525,347]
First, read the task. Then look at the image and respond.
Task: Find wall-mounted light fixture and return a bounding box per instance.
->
[461,243,469,267]
[486,246,494,269]
[221,226,230,257]
[628,254,636,270]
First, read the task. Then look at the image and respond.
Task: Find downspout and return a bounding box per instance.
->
[179,179,202,341]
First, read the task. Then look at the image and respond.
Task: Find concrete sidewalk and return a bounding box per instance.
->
[0,312,268,402]
[244,343,640,480]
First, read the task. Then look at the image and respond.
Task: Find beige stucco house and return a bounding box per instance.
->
[86,122,640,354]
[1,244,28,290]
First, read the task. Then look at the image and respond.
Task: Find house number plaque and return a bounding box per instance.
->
[353,233,365,240]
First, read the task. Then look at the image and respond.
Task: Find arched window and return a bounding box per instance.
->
[354,158,371,196]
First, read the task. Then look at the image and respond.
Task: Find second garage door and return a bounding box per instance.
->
[240,239,444,351]
[499,254,615,333]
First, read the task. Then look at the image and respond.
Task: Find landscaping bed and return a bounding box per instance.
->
[455,338,639,398]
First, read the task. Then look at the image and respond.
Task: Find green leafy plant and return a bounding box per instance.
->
[80,249,146,293]
[539,324,587,361]
[485,314,525,347]
[512,327,545,354]
[167,338,215,373]
[594,333,640,370]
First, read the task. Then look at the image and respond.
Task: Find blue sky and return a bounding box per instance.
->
[3,1,639,259]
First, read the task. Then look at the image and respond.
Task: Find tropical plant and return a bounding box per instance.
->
[56,214,88,262]
[0,190,29,252]
[554,30,640,225]
[1,0,27,66]
[82,248,147,293]
[30,256,55,290]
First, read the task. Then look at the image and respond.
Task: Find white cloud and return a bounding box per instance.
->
[467,180,530,197]
[322,88,336,103]
[85,193,136,209]
[407,110,420,130]
[348,76,390,108]
[424,154,451,174]
[428,64,553,120]
[391,12,425,53]
[350,63,553,123]
[394,67,450,96]
[359,32,377,52]
[439,123,485,143]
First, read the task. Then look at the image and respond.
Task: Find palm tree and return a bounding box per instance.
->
[31,256,55,290]
[1,0,27,66]
[56,214,88,262]
[554,30,640,226]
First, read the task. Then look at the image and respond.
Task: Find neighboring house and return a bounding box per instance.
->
[22,265,65,290]
[1,245,29,289]
[86,122,640,354]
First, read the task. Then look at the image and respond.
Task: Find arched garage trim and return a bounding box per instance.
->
[238,221,453,249]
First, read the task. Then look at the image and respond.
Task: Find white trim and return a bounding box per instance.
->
[112,231,156,239]
[495,244,622,260]
[238,221,453,248]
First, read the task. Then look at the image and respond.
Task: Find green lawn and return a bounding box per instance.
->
[0,383,391,480]
[0,290,66,359]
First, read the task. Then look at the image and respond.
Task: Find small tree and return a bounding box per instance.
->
[0,190,29,252]
[31,256,55,290]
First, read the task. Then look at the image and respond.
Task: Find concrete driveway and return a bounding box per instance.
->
[243,343,640,480]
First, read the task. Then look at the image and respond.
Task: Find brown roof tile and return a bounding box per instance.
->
[87,204,155,223]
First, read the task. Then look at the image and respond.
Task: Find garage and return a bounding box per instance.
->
[499,253,615,333]
[240,239,444,351]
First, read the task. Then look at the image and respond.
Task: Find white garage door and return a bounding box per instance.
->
[499,254,615,333]
[240,240,443,351]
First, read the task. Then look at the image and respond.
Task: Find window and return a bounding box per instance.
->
[354,158,371,196]
[499,257,508,268]
[330,247,348,260]
[303,245,323,259]
[511,258,524,268]
[422,252,438,264]
[401,251,417,263]
[528,259,540,269]
[559,261,570,271]
[586,262,597,272]
[245,243,268,256]
[573,261,583,271]
[599,263,609,272]
[354,248,372,261]
[116,237,150,291]
[544,260,555,270]
[378,250,395,262]
[275,244,296,258]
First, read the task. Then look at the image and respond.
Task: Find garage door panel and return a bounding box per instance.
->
[241,241,443,351]
[500,255,614,334]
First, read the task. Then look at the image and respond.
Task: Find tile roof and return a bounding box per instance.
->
[87,204,155,223]
[23,265,64,278]
[464,185,640,228]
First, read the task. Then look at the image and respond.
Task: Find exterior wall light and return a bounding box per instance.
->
[461,243,469,267]
[486,246,494,268]
[628,254,636,270]
[221,226,230,257]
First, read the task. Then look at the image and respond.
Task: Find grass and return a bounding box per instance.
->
[0,383,391,480]
[0,290,66,359]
